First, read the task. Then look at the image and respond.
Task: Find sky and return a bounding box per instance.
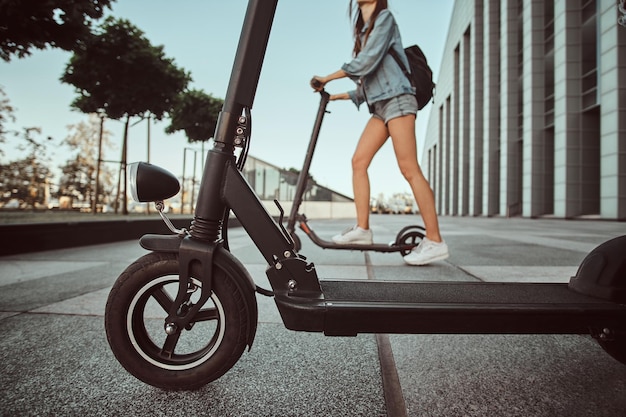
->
[1,0,454,200]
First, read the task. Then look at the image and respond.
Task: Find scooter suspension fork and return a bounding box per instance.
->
[162,144,234,344]
[162,237,218,350]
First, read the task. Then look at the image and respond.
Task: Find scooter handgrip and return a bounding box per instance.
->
[310,78,323,89]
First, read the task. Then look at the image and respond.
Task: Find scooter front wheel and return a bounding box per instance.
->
[105,252,249,390]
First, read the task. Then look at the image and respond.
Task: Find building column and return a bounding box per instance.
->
[444,97,452,215]
[437,108,445,214]
[459,28,471,216]
[553,0,582,218]
[483,0,501,216]
[599,0,626,219]
[469,0,485,216]
[451,47,460,216]
[522,0,547,217]
[499,0,521,216]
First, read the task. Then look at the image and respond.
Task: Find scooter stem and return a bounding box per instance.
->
[287,91,330,234]
[193,0,278,238]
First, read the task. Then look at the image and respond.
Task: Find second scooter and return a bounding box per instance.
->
[285,90,426,257]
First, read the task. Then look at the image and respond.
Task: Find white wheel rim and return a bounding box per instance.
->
[127,276,226,371]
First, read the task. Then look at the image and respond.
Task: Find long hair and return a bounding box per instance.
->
[349,0,389,56]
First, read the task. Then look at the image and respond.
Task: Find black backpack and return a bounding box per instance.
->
[389,44,435,110]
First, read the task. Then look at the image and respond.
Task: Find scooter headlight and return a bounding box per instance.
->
[128,162,180,203]
[129,162,141,202]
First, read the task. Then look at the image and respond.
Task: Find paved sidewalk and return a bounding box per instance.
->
[1,216,625,416]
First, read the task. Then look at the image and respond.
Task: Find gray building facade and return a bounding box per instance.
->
[243,156,352,203]
[422,0,626,219]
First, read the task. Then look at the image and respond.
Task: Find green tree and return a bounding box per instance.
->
[61,17,191,214]
[0,128,53,208]
[57,114,115,209]
[0,157,51,208]
[0,86,15,158]
[165,89,224,143]
[0,0,114,61]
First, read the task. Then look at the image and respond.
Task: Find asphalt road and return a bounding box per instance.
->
[1,216,625,416]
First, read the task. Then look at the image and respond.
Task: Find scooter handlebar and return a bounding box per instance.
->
[310,77,323,90]
[310,79,331,103]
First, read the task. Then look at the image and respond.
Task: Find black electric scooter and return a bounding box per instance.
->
[104,0,626,391]
[285,89,425,255]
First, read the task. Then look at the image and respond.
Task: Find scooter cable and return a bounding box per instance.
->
[236,106,252,171]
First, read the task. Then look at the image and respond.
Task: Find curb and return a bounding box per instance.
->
[0,217,195,256]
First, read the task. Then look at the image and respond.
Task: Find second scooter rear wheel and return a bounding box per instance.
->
[394,225,426,256]
[105,251,252,390]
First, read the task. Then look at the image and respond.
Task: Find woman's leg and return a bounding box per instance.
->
[387,114,442,242]
[352,117,389,230]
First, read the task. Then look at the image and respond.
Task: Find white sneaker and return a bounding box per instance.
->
[332,226,373,245]
[403,237,449,265]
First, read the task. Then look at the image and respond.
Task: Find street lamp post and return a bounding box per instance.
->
[181,147,201,214]
[146,114,152,214]
[92,110,106,214]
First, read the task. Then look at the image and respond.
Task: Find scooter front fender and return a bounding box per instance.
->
[139,234,259,350]
[140,234,183,252]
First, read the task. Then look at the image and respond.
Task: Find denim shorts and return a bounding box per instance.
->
[370,94,418,124]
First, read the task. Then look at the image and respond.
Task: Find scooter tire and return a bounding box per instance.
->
[394,225,425,257]
[105,251,249,390]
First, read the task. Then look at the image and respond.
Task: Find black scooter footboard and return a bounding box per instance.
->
[274,280,626,336]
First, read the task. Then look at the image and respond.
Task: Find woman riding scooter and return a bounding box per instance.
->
[311,0,449,266]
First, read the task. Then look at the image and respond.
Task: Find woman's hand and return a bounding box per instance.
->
[310,76,326,92]
[311,70,347,92]
[311,70,350,100]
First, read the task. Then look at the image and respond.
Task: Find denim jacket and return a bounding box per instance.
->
[341,10,414,109]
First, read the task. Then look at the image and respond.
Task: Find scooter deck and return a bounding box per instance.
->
[298,222,414,253]
[274,280,626,336]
